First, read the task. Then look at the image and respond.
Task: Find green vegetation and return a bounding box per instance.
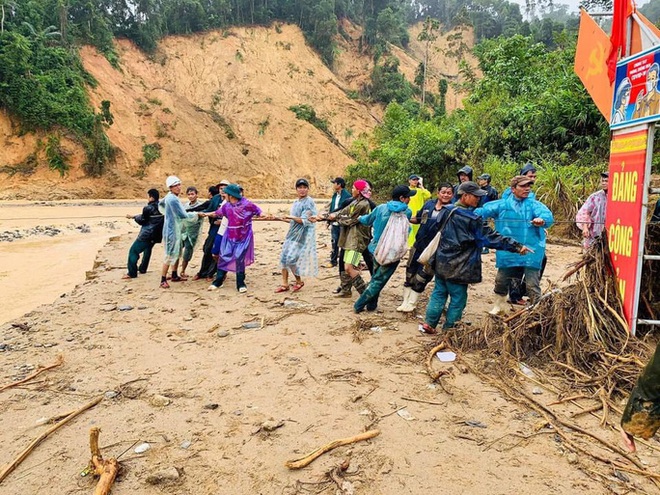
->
[347,34,612,222]
[0,2,117,177]
[142,142,162,166]
[45,134,69,176]
[258,117,270,136]
[1,0,657,189]
[289,104,329,133]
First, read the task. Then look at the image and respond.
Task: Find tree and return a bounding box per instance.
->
[417,16,439,108]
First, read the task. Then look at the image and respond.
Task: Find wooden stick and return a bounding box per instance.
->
[568,403,602,418]
[285,430,380,470]
[89,428,120,495]
[426,342,452,382]
[400,396,446,406]
[547,394,590,406]
[0,396,102,484]
[0,355,64,393]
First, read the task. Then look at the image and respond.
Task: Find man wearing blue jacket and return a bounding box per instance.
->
[475,175,554,314]
[419,182,531,334]
[354,185,416,313]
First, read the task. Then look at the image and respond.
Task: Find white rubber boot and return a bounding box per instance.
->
[396,287,412,312]
[401,290,420,313]
[489,293,508,315]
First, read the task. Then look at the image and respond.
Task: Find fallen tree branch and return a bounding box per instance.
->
[0,396,103,484]
[89,427,120,495]
[0,355,64,393]
[285,429,380,470]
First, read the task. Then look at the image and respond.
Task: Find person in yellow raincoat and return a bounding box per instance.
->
[406,174,431,246]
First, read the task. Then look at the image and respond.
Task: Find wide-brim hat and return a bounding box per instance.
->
[224,183,242,199]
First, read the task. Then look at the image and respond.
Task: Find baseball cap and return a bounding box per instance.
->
[166,175,181,188]
[409,174,421,180]
[600,171,609,178]
[510,175,535,188]
[295,178,310,188]
[391,185,418,200]
[457,181,487,197]
[477,173,491,181]
[353,180,369,192]
[332,177,346,188]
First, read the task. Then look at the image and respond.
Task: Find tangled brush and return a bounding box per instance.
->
[446,235,654,400]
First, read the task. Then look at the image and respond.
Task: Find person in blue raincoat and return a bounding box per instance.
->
[354,185,416,313]
[159,176,201,288]
[474,175,554,314]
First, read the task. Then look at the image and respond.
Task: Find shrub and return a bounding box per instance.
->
[45,134,69,177]
[288,104,329,133]
[142,142,162,166]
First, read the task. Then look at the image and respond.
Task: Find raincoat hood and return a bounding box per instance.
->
[456,166,473,182]
[520,162,537,176]
[387,200,410,213]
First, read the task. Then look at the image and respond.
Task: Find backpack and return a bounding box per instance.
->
[374,211,410,265]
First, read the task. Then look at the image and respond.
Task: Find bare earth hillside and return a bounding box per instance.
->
[1,23,476,201]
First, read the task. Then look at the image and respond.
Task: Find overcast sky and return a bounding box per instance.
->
[509,0,653,17]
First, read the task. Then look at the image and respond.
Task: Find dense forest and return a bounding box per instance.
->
[0,0,658,184]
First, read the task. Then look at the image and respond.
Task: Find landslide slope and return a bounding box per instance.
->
[1,22,475,200]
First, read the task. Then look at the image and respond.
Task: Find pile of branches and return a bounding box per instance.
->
[639,222,660,320]
[446,236,653,399]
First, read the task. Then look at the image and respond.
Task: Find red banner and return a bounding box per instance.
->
[606,127,650,332]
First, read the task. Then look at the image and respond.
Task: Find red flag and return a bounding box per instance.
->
[574,9,613,121]
[607,0,634,83]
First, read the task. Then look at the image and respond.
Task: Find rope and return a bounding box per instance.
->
[0,215,130,222]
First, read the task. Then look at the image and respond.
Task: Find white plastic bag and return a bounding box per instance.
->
[417,208,456,265]
[417,230,441,265]
[374,212,409,265]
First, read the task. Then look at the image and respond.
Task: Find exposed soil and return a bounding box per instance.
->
[1,200,655,495]
[1,22,477,201]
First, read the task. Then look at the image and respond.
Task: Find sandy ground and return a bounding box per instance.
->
[0,201,657,494]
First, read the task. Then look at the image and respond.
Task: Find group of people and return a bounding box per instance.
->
[125,161,660,334]
[124,163,560,334]
[123,167,660,453]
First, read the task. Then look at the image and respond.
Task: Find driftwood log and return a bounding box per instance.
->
[285,429,380,469]
[0,396,103,484]
[89,427,120,495]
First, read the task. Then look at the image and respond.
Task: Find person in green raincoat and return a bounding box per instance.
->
[178,186,205,279]
[159,176,201,288]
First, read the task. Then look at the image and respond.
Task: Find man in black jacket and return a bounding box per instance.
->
[124,189,164,279]
[194,185,223,280]
[419,182,531,334]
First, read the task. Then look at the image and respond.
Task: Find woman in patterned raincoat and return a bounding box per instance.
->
[275,178,318,293]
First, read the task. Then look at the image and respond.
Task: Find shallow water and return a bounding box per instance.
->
[0,201,142,325]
